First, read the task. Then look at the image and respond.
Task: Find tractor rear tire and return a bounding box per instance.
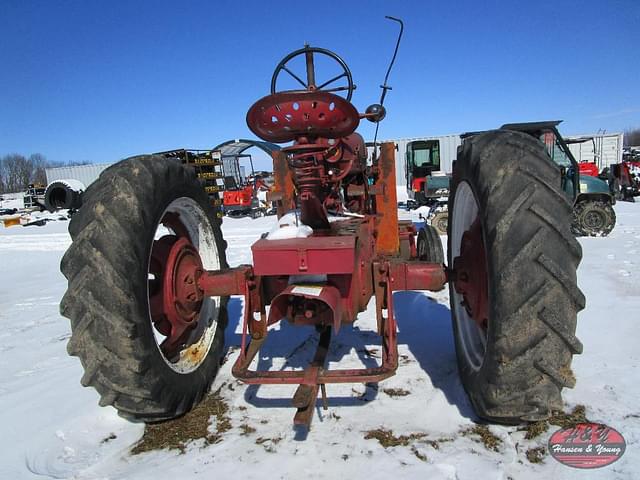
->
[448,130,584,424]
[571,200,616,236]
[60,155,228,422]
[417,225,444,263]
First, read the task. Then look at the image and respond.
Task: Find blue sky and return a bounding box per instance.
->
[1,0,638,168]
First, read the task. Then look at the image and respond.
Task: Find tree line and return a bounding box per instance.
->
[624,128,640,147]
[0,153,89,194]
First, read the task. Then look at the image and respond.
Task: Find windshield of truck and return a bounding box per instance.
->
[540,132,571,167]
[409,140,440,169]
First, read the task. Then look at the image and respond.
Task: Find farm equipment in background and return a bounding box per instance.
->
[23,183,46,210]
[222,153,274,218]
[571,142,638,202]
[159,149,225,213]
[60,18,584,429]
[404,140,451,234]
[606,161,639,202]
[578,162,599,178]
[495,121,616,236]
[406,139,442,206]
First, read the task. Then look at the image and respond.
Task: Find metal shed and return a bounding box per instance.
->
[45,163,113,187]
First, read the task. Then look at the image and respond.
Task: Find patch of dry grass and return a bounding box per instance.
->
[549,405,588,429]
[131,386,231,455]
[255,436,282,453]
[382,388,411,397]
[239,423,256,436]
[461,425,502,452]
[526,446,546,464]
[411,446,427,462]
[520,404,589,440]
[364,428,426,448]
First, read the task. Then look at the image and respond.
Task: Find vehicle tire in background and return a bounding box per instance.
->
[417,225,444,263]
[430,211,448,235]
[571,200,616,236]
[44,179,85,212]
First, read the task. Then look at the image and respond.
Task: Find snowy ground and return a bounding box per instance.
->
[1,203,639,479]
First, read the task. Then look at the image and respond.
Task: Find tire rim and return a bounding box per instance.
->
[584,209,605,230]
[147,197,221,374]
[450,181,488,371]
[436,215,448,233]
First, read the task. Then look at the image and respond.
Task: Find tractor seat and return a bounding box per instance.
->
[246,91,360,144]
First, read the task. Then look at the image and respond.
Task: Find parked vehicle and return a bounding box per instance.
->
[60,21,583,429]
[495,121,616,236]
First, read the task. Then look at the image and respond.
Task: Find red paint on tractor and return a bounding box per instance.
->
[223,185,254,209]
[412,177,426,193]
[195,41,449,427]
[150,234,205,358]
[252,236,355,275]
[578,162,599,177]
[452,217,489,331]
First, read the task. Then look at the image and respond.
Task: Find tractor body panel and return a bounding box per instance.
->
[578,174,611,196]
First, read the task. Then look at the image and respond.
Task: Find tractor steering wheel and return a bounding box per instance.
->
[270,46,355,102]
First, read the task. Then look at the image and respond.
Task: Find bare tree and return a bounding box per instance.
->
[0,157,4,193]
[0,153,49,193]
[1,154,30,193]
[0,153,93,193]
[624,128,640,147]
[29,153,49,185]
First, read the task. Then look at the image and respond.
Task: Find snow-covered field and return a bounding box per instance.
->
[1,203,638,479]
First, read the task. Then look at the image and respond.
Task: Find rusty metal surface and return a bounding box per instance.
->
[387,261,447,292]
[270,151,296,218]
[452,216,489,331]
[268,284,344,331]
[232,251,400,389]
[198,265,253,297]
[224,44,442,427]
[374,142,399,255]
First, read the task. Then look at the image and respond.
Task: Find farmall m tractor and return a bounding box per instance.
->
[60,32,584,428]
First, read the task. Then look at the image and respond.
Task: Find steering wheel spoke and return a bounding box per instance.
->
[271,46,355,101]
[322,85,354,94]
[281,65,308,89]
[316,72,347,90]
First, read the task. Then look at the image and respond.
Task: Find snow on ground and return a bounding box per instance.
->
[0,204,639,479]
[0,192,25,210]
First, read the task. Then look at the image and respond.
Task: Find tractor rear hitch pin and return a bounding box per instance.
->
[320,384,328,410]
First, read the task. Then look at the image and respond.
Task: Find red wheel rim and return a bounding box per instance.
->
[452,217,489,331]
[450,181,489,370]
[149,214,205,360]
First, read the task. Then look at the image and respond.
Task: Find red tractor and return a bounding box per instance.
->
[222,153,273,218]
[578,162,599,177]
[60,23,583,428]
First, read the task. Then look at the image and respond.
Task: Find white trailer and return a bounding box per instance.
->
[565,132,623,170]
